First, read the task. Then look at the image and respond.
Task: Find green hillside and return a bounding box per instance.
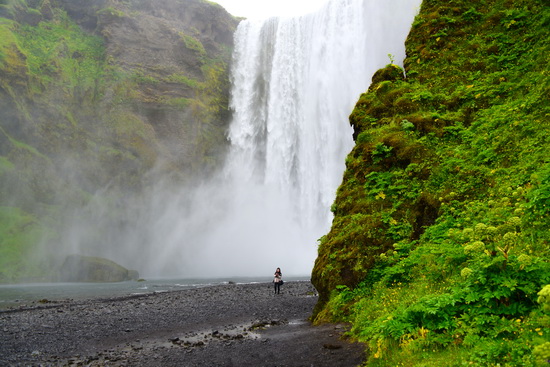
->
[311,0,549,365]
[0,0,238,281]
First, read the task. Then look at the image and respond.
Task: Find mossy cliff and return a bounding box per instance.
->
[0,0,239,281]
[312,0,549,365]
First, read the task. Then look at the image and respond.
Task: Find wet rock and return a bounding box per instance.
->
[323,344,343,350]
[59,255,139,282]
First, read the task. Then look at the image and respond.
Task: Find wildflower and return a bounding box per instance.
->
[462,228,474,239]
[534,342,550,367]
[517,254,532,266]
[461,268,473,278]
[464,241,485,255]
[503,232,518,245]
[537,285,550,313]
[486,226,498,234]
[475,223,487,234]
[507,216,521,227]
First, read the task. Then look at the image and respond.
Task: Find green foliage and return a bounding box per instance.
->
[180,31,207,61]
[0,156,14,173]
[0,19,22,70]
[313,0,550,365]
[0,0,24,18]
[400,119,415,132]
[371,142,393,163]
[538,285,550,313]
[131,70,160,85]
[165,97,191,109]
[189,59,232,171]
[96,7,126,18]
[14,9,107,94]
[166,72,200,88]
[0,207,54,282]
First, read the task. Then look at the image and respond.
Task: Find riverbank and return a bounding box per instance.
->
[0,281,366,366]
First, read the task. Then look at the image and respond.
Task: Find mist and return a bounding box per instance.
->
[40,0,421,279]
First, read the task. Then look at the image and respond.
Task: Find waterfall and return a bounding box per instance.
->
[206,0,421,276]
[54,0,421,278]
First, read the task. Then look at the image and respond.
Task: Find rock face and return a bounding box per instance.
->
[1,0,239,182]
[59,254,139,282]
[0,0,240,281]
[87,0,239,168]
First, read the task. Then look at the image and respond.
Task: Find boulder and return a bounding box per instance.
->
[59,254,139,282]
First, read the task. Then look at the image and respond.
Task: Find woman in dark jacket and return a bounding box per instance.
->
[274,267,283,294]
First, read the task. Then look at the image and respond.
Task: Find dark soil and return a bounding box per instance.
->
[0,281,366,366]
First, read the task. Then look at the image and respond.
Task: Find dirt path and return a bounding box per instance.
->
[0,281,366,366]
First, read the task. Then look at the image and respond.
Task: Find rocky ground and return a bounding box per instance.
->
[0,281,366,366]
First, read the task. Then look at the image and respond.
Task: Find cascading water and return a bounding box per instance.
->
[205,0,422,276]
[54,0,421,278]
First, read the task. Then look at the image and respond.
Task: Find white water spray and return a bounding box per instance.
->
[206,0,421,276]
[55,0,420,278]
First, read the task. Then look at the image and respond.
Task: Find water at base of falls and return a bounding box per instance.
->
[0,276,312,309]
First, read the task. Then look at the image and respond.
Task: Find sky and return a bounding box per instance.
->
[212,0,329,19]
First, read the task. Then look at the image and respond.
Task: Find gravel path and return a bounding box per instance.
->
[0,281,366,366]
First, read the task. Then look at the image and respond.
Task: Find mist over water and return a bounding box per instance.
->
[51,0,420,279]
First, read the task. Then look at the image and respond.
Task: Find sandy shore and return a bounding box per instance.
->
[0,281,366,366]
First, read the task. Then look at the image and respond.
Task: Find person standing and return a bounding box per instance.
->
[274,267,283,294]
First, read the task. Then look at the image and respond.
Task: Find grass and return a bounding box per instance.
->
[0,207,51,282]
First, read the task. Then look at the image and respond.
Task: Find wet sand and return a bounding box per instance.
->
[0,281,366,366]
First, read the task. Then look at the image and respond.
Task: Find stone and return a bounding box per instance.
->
[59,255,139,282]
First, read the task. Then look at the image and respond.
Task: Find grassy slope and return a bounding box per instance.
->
[312,0,549,365]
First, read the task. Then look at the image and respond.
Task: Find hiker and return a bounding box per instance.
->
[274,267,283,294]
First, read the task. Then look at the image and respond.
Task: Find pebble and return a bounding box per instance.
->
[0,281,366,366]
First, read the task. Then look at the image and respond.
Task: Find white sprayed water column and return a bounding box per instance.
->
[218,0,421,275]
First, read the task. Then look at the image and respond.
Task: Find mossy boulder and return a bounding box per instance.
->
[370,63,405,86]
[59,254,139,282]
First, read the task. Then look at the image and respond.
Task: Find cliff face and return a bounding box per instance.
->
[0,0,239,281]
[312,0,549,365]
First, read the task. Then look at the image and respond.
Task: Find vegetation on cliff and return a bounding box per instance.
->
[0,0,238,281]
[312,0,549,365]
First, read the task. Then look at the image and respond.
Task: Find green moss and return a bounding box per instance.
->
[180,31,207,61]
[0,0,27,18]
[0,19,26,74]
[165,97,191,109]
[0,156,14,171]
[8,136,49,162]
[165,73,200,88]
[189,59,232,171]
[96,7,126,18]
[0,19,14,56]
[14,9,107,93]
[0,206,54,282]
[107,110,158,168]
